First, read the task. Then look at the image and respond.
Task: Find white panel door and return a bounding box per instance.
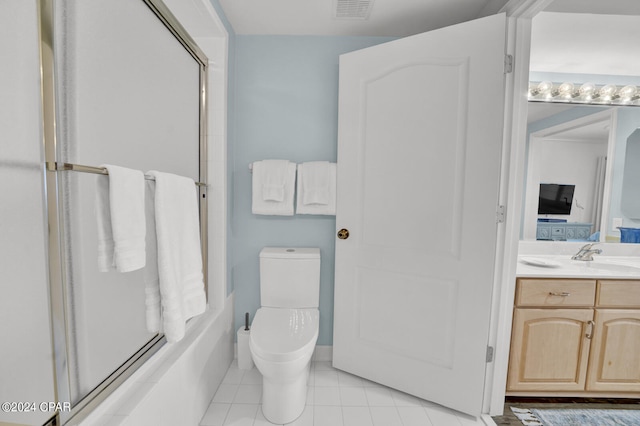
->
[333,14,507,417]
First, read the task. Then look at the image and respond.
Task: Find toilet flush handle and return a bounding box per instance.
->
[337,228,350,240]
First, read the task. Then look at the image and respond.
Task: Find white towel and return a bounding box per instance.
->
[252,160,296,216]
[300,161,330,205]
[143,180,161,333]
[260,159,288,201]
[147,171,206,343]
[296,162,337,215]
[95,165,146,272]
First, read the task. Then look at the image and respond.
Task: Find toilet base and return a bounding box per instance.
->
[260,363,310,424]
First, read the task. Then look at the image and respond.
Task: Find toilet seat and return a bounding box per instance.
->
[250,307,319,363]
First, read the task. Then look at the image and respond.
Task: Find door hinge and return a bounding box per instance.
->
[496,205,506,223]
[486,346,494,363]
[504,54,513,74]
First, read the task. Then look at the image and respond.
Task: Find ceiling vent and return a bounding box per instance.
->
[334,0,374,20]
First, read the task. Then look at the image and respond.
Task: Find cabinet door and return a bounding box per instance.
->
[575,226,592,240]
[507,308,593,391]
[536,224,551,240]
[586,309,640,392]
[551,226,566,240]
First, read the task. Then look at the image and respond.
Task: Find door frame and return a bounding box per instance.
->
[483,0,554,417]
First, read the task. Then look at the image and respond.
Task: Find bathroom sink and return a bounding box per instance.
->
[518,255,640,278]
[576,260,640,274]
[587,257,640,272]
[594,257,640,268]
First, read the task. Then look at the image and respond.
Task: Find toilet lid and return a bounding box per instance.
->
[250,307,319,362]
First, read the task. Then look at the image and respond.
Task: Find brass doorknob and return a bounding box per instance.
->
[337,228,350,240]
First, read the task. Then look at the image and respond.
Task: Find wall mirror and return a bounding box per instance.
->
[621,128,640,219]
[521,6,640,243]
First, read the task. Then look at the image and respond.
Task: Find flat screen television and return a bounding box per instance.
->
[538,183,575,215]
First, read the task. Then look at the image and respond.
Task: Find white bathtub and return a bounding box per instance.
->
[73,296,234,426]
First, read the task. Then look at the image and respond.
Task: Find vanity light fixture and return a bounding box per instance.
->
[528,81,640,106]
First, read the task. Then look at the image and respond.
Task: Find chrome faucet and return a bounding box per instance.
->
[571,243,602,261]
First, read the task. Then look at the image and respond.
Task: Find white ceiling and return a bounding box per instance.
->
[530,12,640,77]
[217,0,640,79]
[216,0,640,79]
[217,0,508,37]
[218,0,640,38]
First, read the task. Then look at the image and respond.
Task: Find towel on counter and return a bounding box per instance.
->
[146,171,206,343]
[296,162,337,215]
[95,165,146,272]
[251,160,296,215]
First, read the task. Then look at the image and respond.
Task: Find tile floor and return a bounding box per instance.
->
[199,361,486,426]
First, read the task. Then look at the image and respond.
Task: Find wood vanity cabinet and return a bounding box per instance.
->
[507,278,640,396]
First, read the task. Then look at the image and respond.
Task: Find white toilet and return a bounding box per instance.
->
[249,247,320,424]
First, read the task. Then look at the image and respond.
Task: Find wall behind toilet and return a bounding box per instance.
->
[231,35,395,345]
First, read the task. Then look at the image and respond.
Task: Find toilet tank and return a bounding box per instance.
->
[259,247,320,308]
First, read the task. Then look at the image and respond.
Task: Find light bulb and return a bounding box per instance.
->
[599,84,617,101]
[619,85,637,101]
[537,81,553,95]
[557,82,574,99]
[579,82,597,101]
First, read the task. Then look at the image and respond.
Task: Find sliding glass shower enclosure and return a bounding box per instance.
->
[1,1,208,424]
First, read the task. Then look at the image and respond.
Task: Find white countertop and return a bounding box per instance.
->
[517,255,640,279]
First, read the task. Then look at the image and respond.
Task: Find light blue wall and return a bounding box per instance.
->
[230,35,395,345]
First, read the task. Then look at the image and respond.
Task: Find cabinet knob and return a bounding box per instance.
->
[548,292,570,297]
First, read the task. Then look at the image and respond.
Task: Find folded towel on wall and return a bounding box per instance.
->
[296,162,337,215]
[252,160,296,215]
[301,161,331,205]
[95,165,146,272]
[260,159,289,201]
[146,171,206,343]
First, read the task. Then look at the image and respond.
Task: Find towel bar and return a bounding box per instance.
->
[46,162,207,187]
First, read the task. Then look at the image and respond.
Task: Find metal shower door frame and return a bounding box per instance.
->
[37,0,209,424]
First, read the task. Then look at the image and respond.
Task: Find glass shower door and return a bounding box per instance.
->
[47,0,206,419]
